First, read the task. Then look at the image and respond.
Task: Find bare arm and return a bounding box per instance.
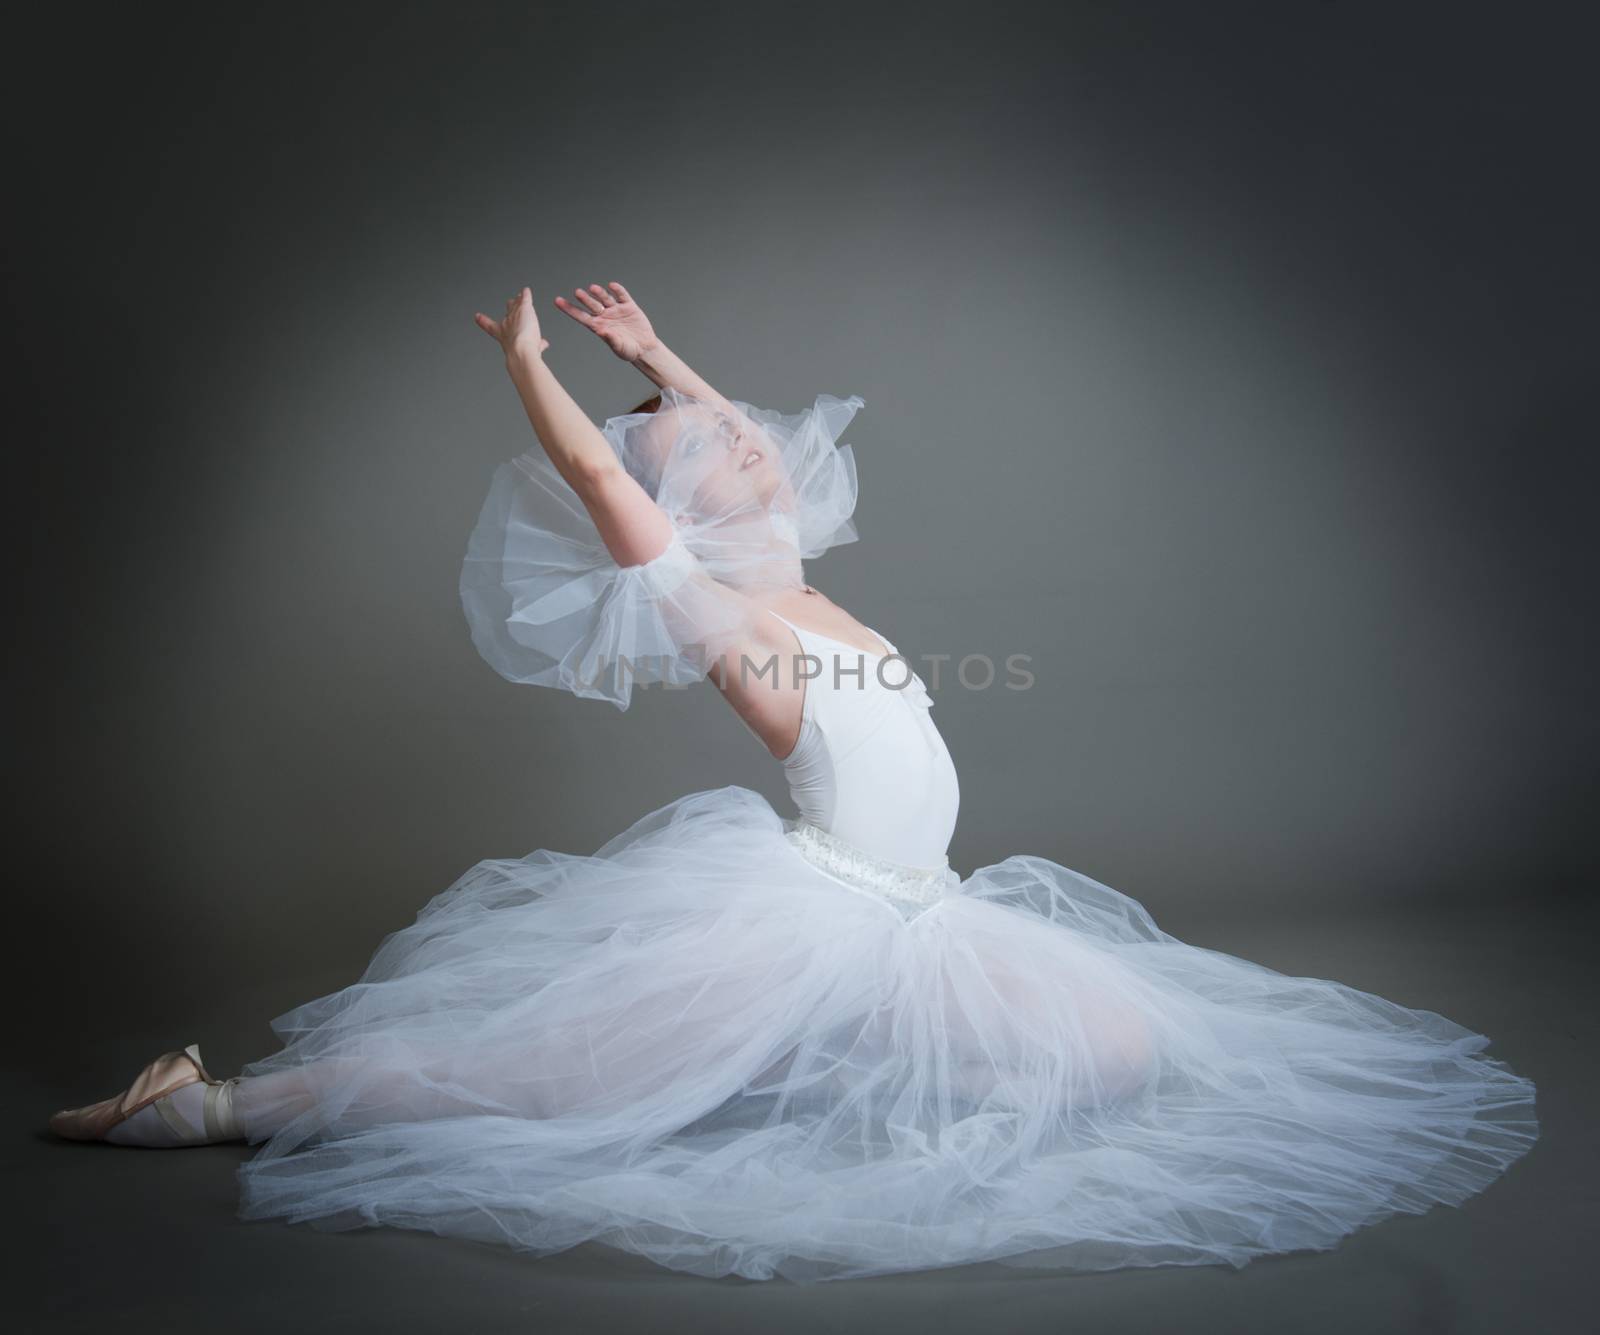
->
[475,288,672,567]
[554,280,792,482]
[633,340,730,407]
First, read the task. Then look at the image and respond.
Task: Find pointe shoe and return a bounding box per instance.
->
[49,1042,243,1147]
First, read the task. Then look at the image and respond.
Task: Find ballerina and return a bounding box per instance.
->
[48,279,1539,1284]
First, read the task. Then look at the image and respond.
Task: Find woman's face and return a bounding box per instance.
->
[641,402,793,518]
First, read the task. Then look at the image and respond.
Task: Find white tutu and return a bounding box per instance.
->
[234,785,1538,1282]
[233,387,1538,1280]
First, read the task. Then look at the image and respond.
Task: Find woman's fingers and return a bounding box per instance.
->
[553,295,594,326]
[573,286,607,315]
[473,312,500,337]
[608,281,632,304]
[588,283,616,307]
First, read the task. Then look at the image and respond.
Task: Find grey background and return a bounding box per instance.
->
[9,1,1595,1331]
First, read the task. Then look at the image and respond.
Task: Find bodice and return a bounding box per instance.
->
[761,611,961,917]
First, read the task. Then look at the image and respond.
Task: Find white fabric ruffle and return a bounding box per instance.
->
[233,786,1539,1283]
[459,389,864,710]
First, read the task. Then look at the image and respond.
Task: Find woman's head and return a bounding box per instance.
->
[598,386,862,586]
[623,393,794,518]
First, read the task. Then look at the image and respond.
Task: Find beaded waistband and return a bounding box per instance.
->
[783,819,959,921]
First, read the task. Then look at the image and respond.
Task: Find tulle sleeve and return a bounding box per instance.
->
[460,386,864,711]
[459,449,755,711]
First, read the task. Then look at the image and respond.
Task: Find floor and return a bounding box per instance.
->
[16,897,1591,1335]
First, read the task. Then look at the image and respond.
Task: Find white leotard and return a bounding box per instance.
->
[763,610,960,870]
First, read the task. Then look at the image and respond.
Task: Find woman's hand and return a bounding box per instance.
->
[553,280,659,363]
[474,287,550,361]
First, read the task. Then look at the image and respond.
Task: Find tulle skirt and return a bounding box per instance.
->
[233,785,1538,1282]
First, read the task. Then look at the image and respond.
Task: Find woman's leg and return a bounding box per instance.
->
[933,927,1159,1114]
[230,1068,318,1142]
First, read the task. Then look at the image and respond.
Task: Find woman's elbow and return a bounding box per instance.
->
[569,453,625,492]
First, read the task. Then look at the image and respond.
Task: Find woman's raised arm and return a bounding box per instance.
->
[475,288,673,567]
[554,281,741,415]
[555,280,791,473]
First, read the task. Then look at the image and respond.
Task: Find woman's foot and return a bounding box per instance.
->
[49,1042,245,1148]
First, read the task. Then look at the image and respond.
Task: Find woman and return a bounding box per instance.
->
[49,280,1539,1284]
